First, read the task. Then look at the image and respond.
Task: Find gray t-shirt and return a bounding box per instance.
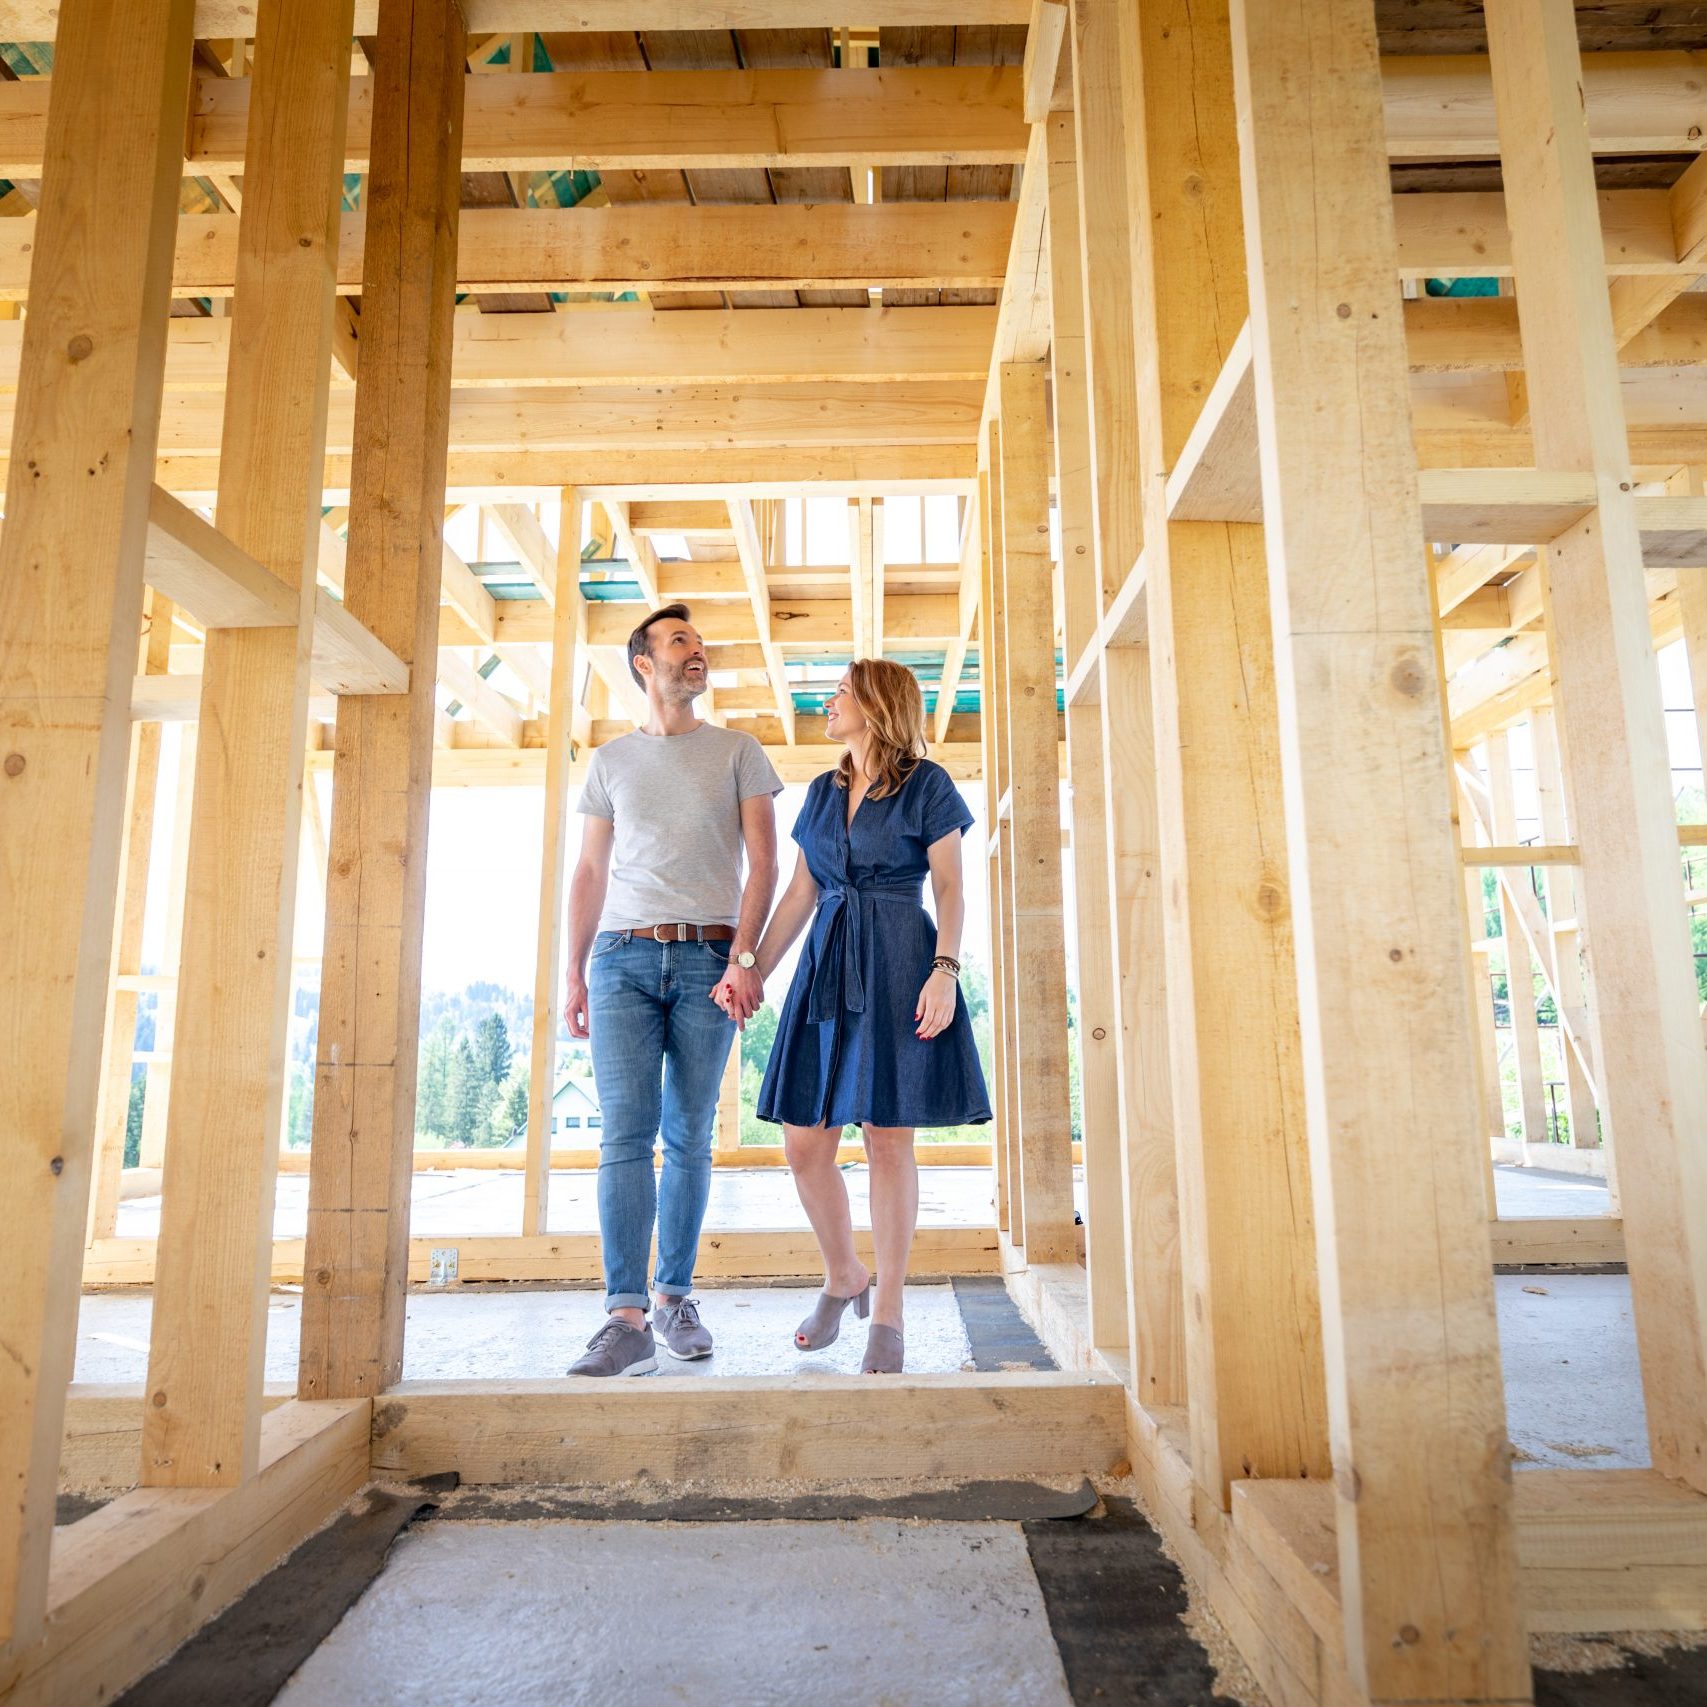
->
[577,723,783,929]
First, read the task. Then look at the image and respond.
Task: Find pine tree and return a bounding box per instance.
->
[448,1034,483,1146]
[416,1017,453,1139]
[123,1069,146,1169]
[473,1078,502,1146]
[501,1071,531,1139]
[476,1011,512,1088]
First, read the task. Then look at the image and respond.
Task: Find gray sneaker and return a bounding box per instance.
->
[653,1295,714,1361]
[568,1316,658,1377]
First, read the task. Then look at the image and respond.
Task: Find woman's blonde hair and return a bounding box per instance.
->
[835,658,927,799]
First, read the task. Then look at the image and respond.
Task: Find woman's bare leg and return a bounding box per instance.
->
[784,1122,870,1299]
[863,1124,918,1331]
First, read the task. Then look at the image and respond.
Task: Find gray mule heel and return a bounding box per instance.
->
[794,1280,872,1350]
[861,1323,904,1375]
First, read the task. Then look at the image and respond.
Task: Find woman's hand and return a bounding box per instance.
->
[915,969,958,1040]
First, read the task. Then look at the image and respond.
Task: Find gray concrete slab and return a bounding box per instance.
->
[1492,1164,1612,1219]
[273,1519,1073,1707]
[114,1164,999,1241]
[1497,1272,1649,1470]
[72,1284,975,1385]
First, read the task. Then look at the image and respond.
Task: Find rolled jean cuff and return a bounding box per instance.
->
[604,1291,651,1312]
[653,1272,694,1299]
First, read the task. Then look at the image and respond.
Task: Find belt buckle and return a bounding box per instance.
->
[652,922,686,943]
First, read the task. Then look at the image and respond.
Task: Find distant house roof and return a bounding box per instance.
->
[552,1077,600,1115]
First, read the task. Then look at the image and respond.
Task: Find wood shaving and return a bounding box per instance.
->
[1532,1629,1707,1673]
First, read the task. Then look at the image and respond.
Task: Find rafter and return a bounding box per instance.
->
[728,497,796,745]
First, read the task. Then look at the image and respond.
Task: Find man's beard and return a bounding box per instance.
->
[656,660,705,704]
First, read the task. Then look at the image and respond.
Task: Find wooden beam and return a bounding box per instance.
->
[298,0,466,1407]
[1486,731,1549,1146]
[438,652,523,747]
[934,502,980,745]
[1121,0,1329,1506]
[1230,0,1528,1695]
[0,303,999,390]
[369,1373,1124,1485]
[727,498,797,744]
[524,490,583,1238]
[1608,149,1707,347]
[1043,102,1124,1353]
[602,500,664,609]
[2,1400,368,1705]
[144,485,297,626]
[996,364,1077,1264]
[0,203,1015,302]
[439,539,497,643]
[1022,0,1071,124]
[142,0,358,1494]
[1489,0,1707,1493]
[0,0,194,1647]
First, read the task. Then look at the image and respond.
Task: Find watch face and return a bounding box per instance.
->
[738,951,757,969]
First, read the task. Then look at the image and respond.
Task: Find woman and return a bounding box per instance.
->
[734,659,990,1374]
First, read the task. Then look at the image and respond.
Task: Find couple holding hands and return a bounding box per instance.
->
[562,604,990,1378]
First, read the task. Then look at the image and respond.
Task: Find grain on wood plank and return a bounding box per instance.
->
[0,0,196,1646]
[1229,0,1528,1693]
[143,0,360,1492]
[299,0,467,1406]
[1488,0,1707,1493]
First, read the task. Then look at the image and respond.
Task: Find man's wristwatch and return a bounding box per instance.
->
[735,950,757,970]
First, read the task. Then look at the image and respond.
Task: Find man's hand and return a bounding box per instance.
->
[564,972,591,1040]
[712,964,764,1030]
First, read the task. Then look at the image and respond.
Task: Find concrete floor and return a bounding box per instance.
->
[72,1284,976,1385]
[1491,1164,1612,1218]
[115,1164,998,1241]
[273,1520,1073,1707]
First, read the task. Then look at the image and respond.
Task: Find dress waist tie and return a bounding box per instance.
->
[805,881,925,1024]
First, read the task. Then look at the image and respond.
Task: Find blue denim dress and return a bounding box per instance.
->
[758,760,992,1131]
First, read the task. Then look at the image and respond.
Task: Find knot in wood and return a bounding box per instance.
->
[66,334,93,363]
[151,1389,167,1408]
[1336,302,1351,319]
[3,752,24,777]
[1091,1026,1107,1041]
[1397,1625,1421,1647]
[49,1155,63,1175]
[1388,655,1428,699]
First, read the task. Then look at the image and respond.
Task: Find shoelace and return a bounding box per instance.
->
[665,1298,700,1330]
[587,1319,635,1351]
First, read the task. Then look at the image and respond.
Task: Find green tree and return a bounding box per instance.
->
[123,1069,146,1169]
[416,1016,454,1139]
[447,1034,483,1146]
[476,1011,512,1088]
[472,1077,503,1147]
[501,1070,531,1140]
[741,1003,780,1079]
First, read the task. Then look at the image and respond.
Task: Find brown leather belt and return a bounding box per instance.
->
[634,923,735,943]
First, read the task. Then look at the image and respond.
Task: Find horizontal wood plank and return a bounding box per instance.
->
[368,1373,1126,1483]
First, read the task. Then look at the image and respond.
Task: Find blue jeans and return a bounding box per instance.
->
[587,931,736,1311]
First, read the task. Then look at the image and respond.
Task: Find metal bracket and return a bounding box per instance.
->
[428,1246,459,1286]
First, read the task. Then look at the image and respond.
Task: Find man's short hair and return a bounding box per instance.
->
[628,603,693,688]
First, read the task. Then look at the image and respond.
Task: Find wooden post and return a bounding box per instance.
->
[1118,0,1329,1498]
[996,361,1077,1264]
[137,722,195,1169]
[1486,732,1549,1147]
[89,594,175,1243]
[1530,706,1600,1154]
[0,0,194,1645]
[976,463,1013,1234]
[142,0,360,1491]
[299,0,467,1403]
[524,489,585,1235]
[1043,109,1125,1349]
[1099,642,1185,1406]
[1228,0,1529,1696]
[1488,0,1707,1489]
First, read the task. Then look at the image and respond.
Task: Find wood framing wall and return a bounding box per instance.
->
[10,5,1707,1705]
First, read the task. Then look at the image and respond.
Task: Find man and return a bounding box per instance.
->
[562,604,781,1376]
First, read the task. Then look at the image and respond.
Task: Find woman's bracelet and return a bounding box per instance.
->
[931,955,961,978]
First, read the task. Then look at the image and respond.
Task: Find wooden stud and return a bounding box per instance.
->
[523,489,584,1237]
[996,362,1077,1264]
[1120,0,1330,1502]
[137,725,197,1172]
[143,0,360,1492]
[0,0,195,1645]
[1488,0,1707,1490]
[1043,107,1125,1350]
[1530,705,1599,1155]
[1228,0,1529,1694]
[1486,732,1549,1148]
[298,0,468,1405]
[88,596,175,1244]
